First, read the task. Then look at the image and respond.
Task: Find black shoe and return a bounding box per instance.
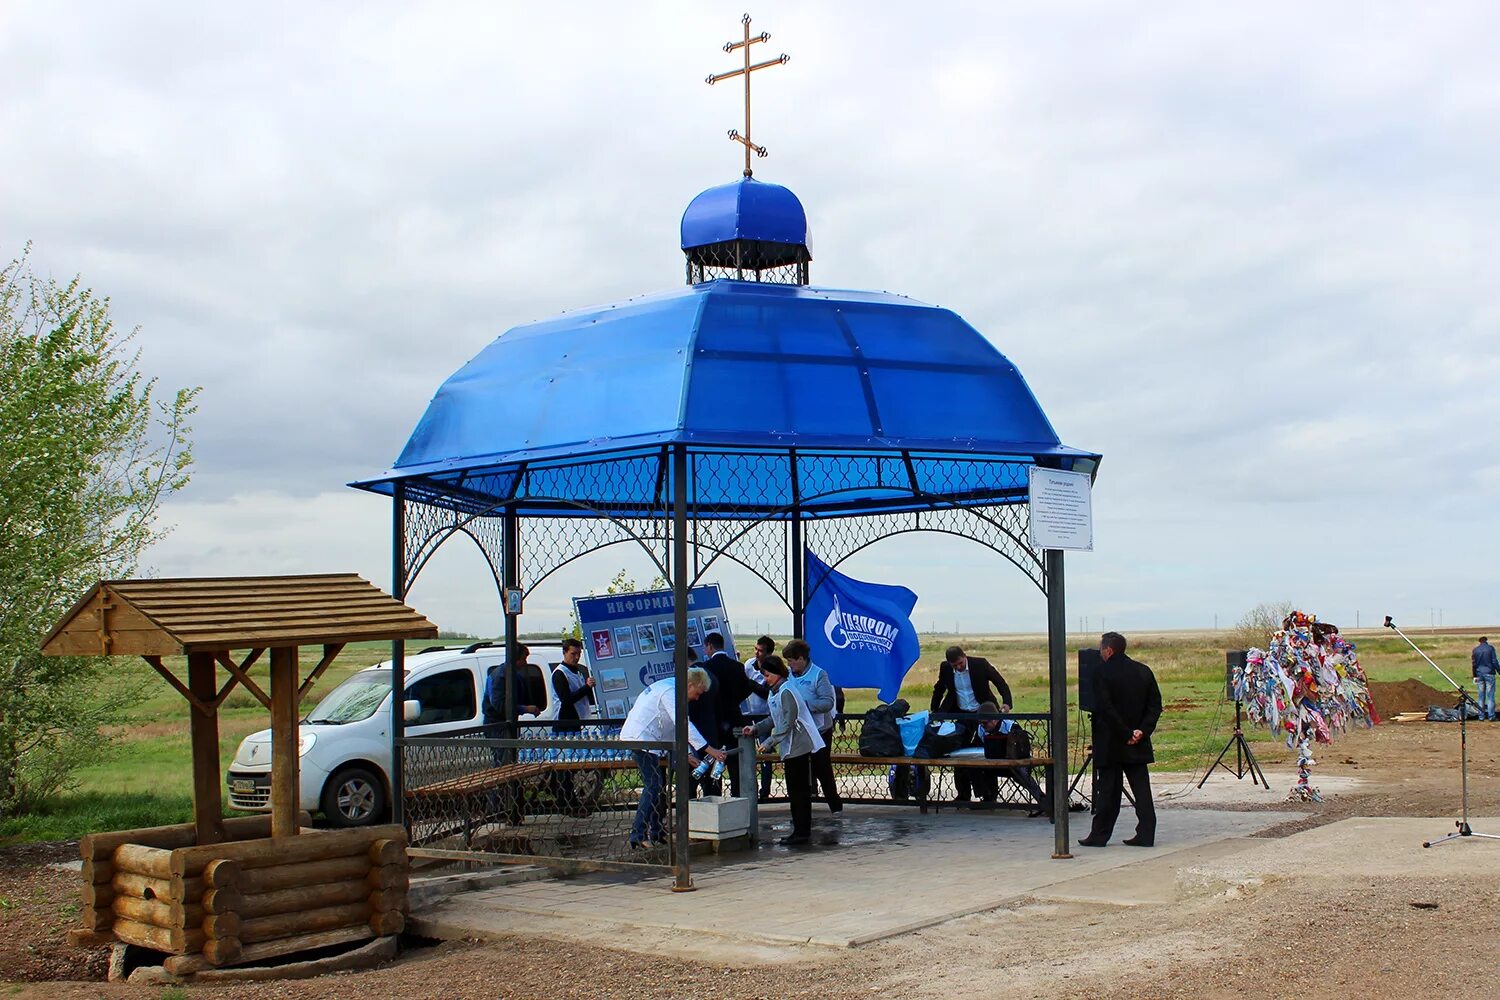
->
[1076,838,1108,847]
[829,804,843,814]
[1122,837,1154,847]
[1027,809,1047,818]
[778,834,811,846]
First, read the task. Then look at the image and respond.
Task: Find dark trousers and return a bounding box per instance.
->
[1088,762,1155,844]
[969,767,1051,811]
[784,752,813,837]
[915,720,976,800]
[811,730,843,811]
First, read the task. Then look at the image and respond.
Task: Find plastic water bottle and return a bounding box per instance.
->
[710,758,727,781]
[692,757,713,780]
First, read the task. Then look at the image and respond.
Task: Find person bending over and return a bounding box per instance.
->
[621,667,724,849]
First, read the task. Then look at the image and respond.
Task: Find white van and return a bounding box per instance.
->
[226,641,567,827]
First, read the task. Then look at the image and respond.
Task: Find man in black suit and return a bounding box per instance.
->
[931,646,1013,715]
[699,631,765,796]
[923,646,1013,803]
[1079,632,1163,848]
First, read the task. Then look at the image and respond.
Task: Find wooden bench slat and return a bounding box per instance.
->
[406,758,641,799]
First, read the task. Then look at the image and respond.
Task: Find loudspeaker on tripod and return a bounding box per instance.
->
[1078,649,1101,714]
[1225,650,1247,701]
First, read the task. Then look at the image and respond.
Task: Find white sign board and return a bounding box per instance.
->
[1028,466,1094,551]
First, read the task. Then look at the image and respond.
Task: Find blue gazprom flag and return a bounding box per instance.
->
[804,549,920,702]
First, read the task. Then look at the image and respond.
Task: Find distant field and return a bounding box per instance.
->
[1,628,1482,843]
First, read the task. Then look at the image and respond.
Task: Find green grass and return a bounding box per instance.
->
[2,629,1480,844]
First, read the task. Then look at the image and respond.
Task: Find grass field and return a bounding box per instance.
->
[1,628,1482,843]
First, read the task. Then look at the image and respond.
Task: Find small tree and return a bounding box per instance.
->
[0,246,199,815]
[1229,600,1297,652]
[562,568,668,640]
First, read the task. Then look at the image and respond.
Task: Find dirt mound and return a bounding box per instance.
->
[1370,678,1451,715]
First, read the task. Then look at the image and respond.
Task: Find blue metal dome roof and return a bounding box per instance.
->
[680,177,808,249]
[353,280,1098,514]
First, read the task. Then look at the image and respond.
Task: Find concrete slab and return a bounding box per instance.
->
[1152,769,1367,805]
[413,804,1283,950]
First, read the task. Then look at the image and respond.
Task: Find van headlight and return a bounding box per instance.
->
[299,732,316,756]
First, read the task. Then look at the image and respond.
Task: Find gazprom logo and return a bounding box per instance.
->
[823,594,899,654]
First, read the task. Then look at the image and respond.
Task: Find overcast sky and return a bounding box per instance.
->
[5,1,1498,639]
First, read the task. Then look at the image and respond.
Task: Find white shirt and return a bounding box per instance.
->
[620,679,708,756]
[952,667,979,712]
[741,658,769,715]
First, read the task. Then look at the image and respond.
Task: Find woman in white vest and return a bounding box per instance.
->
[783,638,843,814]
[742,654,824,846]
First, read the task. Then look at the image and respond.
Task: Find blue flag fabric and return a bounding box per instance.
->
[804,550,921,702]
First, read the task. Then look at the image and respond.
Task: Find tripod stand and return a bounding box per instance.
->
[1198,700,1269,789]
[1066,715,1133,811]
[1384,616,1499,848]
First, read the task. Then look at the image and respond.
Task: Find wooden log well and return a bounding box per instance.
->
[81,822,407,967]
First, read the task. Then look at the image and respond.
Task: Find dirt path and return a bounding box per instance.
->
[5,719,1498,999]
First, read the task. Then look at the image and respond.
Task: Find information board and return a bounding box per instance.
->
[1028,466,1094,551]
[572,584,733,717]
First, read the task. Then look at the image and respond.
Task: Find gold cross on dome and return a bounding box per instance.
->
[706,13,789,177]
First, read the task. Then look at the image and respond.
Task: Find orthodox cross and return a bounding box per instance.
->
[706,13,789,177]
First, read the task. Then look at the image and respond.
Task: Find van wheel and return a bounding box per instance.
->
[322,766,387,827]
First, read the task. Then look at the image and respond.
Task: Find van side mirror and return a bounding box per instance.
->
[403,699,421,722]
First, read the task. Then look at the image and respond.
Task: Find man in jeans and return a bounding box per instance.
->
[620,668,723,849]
[1472,637,1498,721]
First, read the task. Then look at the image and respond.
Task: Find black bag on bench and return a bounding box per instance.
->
[859,699,909,757]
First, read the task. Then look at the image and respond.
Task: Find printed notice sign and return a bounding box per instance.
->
[1028,467,1094,551]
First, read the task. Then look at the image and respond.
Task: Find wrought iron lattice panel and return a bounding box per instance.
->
[400,723,678,873]
[402,496,505,595]
[808,502,1045,595]
[686,450,794,601]
[520,516,670,594]
[686,240,809,286]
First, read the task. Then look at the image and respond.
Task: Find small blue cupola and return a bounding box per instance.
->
[680,177,811,284]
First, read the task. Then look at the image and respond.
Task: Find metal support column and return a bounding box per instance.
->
[390,482,408,826]
[671,445,694,891]
[789,450,805,638]
[503,508,519,732]
[1046,548,1071,858]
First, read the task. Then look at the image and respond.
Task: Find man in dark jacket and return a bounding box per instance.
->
[1473,636,1498,721]
[931,646,1012,715]
[1080,632,1163,848]
[696,632,766,795]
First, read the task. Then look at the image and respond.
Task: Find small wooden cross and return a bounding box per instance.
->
[706,13,790,177]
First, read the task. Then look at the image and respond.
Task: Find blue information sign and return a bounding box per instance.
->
[573,584,733,716]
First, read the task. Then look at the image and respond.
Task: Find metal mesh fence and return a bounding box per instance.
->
[400,722,679,874]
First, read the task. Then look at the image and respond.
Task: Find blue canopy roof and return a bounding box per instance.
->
[352,278,1099,516]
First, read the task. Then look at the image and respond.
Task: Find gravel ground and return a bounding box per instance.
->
[4,719,1498,999]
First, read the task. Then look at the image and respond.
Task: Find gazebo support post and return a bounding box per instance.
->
[186,651,225,846]
[390,482,408,827]
[269,645,301,839]
[789,450,805,638]
[671,445,693,891]
[503,509,520,736]
[1045,549,1071,858]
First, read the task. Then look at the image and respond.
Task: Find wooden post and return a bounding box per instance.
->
[269,646,301,839]
[187,651,226,846]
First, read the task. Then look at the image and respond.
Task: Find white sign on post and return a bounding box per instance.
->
[1028,466,1094,551]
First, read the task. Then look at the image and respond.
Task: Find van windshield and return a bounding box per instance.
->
[306,672,388,724]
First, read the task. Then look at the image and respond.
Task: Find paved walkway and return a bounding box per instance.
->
[414,804,1282,948]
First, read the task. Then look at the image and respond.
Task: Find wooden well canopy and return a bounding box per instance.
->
[42,574,437,843]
